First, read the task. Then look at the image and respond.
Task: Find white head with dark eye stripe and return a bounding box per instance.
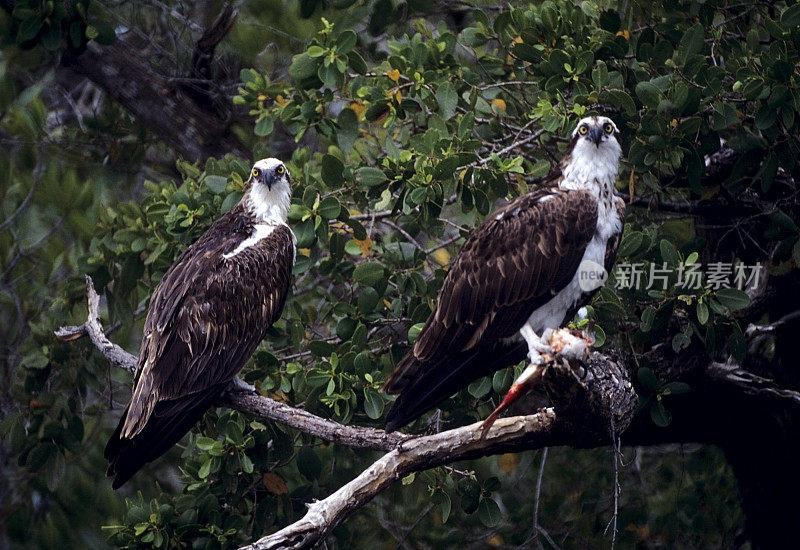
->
[560,116,622,195]
[571,116,620,149]
[245,158,292,224]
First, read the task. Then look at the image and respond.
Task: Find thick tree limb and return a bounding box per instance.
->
[707,359,800,405]
[240,410,563,550]
[62,26,248,162]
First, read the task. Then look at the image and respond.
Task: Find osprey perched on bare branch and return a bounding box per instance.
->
[105,158,295,488]
[384,116,625,432]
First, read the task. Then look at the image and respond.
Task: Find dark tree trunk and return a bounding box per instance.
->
[62,37,249,163]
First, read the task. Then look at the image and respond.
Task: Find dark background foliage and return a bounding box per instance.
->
[2,0,799,548]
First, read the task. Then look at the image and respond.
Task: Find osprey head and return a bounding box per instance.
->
[571,116,620,149]
[250,158,290,190]
[246,158,292,223]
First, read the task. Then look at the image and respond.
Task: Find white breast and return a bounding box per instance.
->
[524,198,621,333]
[223,223,280,260]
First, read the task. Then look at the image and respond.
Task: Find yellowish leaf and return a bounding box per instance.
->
[499,453,519,473]
[267,390,289,403]
[257,94,267,101]
[487,535,505,548]
[616,30,630,40]
[625,523,651,542]
[700,185,720,201]
[386,69,400,83]
[349,101,366,120]
[263,472,288,495]
[432,248,450,266]
[628,167,635,204]
[354,236,373,257]
[276,94,289,107]
[492,98,507,112]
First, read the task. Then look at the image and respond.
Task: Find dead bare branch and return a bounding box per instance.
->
[240,410,564,550]
[54,276,407,451]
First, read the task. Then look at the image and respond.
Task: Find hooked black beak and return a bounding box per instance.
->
[261,170,276,189]
[588,126,603,146]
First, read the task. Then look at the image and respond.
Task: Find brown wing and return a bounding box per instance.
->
[105,215,293,487]
[383,187,598,398]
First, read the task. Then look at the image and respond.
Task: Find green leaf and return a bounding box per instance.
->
[321,154,345,187]
[337,107,358,151]
[436,82,458,119]
[289,53,319,83]
[435,491,452,523]
[619,231,644,257]
[467,376,491,398]
[601,89,636,116]
[697,301,709,325]
[662,381,691,396]
[353,262,385,286]
[635,81,660,108]
[781,4,800,27]
[40,24,61,50]
[677,24,704,64]
[318,196,341,219]
[336,30,357,54]
[659,239,680,266]
[204,175,228,194]
[348,51,368,74]
[293,219,316,248]
[728,322,746,360]
[297,446,322,480]
[357,287,379,313]
[363,387,384,419]
[92,20,116,45]
[715,288,750,311]
[198,457,212,479]
[477,497,502,527]
[407,322,424,344]
[254,115,274,136]
[637,367,659,393]
[221,191,243,213]
[18,17,43,41]
[356,167,387,187]
[240,453,254,474]
[307,45,326,57]
[650,399,672,427]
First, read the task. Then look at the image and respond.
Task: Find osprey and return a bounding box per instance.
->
[105,158,295,488]
[384,116,624,432]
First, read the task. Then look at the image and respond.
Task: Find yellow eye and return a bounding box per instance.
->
[252,168,260,178]
[604,123,614,134]
[578,125,588,135]
[276,165,285,175]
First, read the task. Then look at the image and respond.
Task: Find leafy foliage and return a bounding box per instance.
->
[4,0,800,548]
